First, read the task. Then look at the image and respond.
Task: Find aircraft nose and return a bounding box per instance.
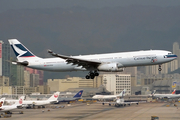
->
[164,54,177,60]
[173,54,178,59]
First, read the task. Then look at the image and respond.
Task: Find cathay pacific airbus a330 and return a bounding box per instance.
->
[8,39,177,79]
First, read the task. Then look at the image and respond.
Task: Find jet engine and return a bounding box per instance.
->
[97,62,124,72]
[12,61,29,66]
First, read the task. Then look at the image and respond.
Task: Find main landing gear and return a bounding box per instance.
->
[158,65,162,71]
[85,71,99,79]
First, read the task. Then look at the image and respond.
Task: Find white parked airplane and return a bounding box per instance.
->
[98,89,138,106]
[113,98,139,107]
[5,96,26,105]
[8,39,177,79]
[22,92,60,108]
[92,89,126,99]
[0,96,24,114]
[57,90,83,104]
[151,90,180,99]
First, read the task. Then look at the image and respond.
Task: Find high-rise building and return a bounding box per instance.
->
[121,67,137,87]
[102,74,131,95]
[173,42,180,68]
[30,74,39,87]
[144,42,179,75]
[0,41,2,76]
[24,70,30,87]
[25,68,44,85]
[36,85,50,94]
[0,41,11,77]
[11,64,24,86]
[161,63,168,74]
[2,42,11,77]
[173,42,179,55]
[145,65,159,75]
[0,76,9,86]
[47,76,103,92]
[170,59,178,72]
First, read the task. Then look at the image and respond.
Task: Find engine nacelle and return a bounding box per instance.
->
[97,63,124,72]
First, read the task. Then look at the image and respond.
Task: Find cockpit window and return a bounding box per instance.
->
[168,53,172,55]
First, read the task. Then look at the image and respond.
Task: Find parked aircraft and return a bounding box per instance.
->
[98,89,138,106]
[92,89,126,100]
[113,98,139,107]
[9,39,177,79]
[22,92,60,108]
[0,96,24,114]
[151,90,180,99]
[5,96,26,105]
[56,90,83,104]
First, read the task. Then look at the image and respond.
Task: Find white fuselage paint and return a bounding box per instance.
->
[0,104,19,112]
[92,95,118,99]
[22,100,54,106]
[21,50,176,72]
[153,94,180,99]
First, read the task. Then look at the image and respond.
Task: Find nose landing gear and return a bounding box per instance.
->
[85,71,99,79]
[158,65,162,71]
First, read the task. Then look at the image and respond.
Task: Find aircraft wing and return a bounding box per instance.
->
[97,101,139,105]
[97,102,115,104]
[123,102,139,104]
[48,49,101,69]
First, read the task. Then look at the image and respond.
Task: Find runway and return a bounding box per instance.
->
[3,102,180,120]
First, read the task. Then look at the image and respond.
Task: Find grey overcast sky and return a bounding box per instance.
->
[1,0,180,12]
[1,0,180,79]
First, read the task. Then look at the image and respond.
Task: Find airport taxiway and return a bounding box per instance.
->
[3,102,180,120]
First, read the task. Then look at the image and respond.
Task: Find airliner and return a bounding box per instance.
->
[57,90,83,104]
[8,39,177,79]
[151,90,180,99]
[92,89,126,100]
[0,96,24,114]
[97,89,138,106]
[22,92,60,108]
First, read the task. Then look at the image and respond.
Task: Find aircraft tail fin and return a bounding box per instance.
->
[119,89,126,97]
[172,89,176,94]
[151,90,156,95]
[8,39,42,62]
[47,92,60,101]
[15,96,25,105]
[73,90,83,98]
[0,98,6,107]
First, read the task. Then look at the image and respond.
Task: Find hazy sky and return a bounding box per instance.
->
[1,0,180,12]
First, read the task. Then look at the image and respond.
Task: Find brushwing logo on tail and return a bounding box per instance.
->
[11,43,27,57]
[10,41,34,57]
[54,94,59,98]
[19,99,23,104]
